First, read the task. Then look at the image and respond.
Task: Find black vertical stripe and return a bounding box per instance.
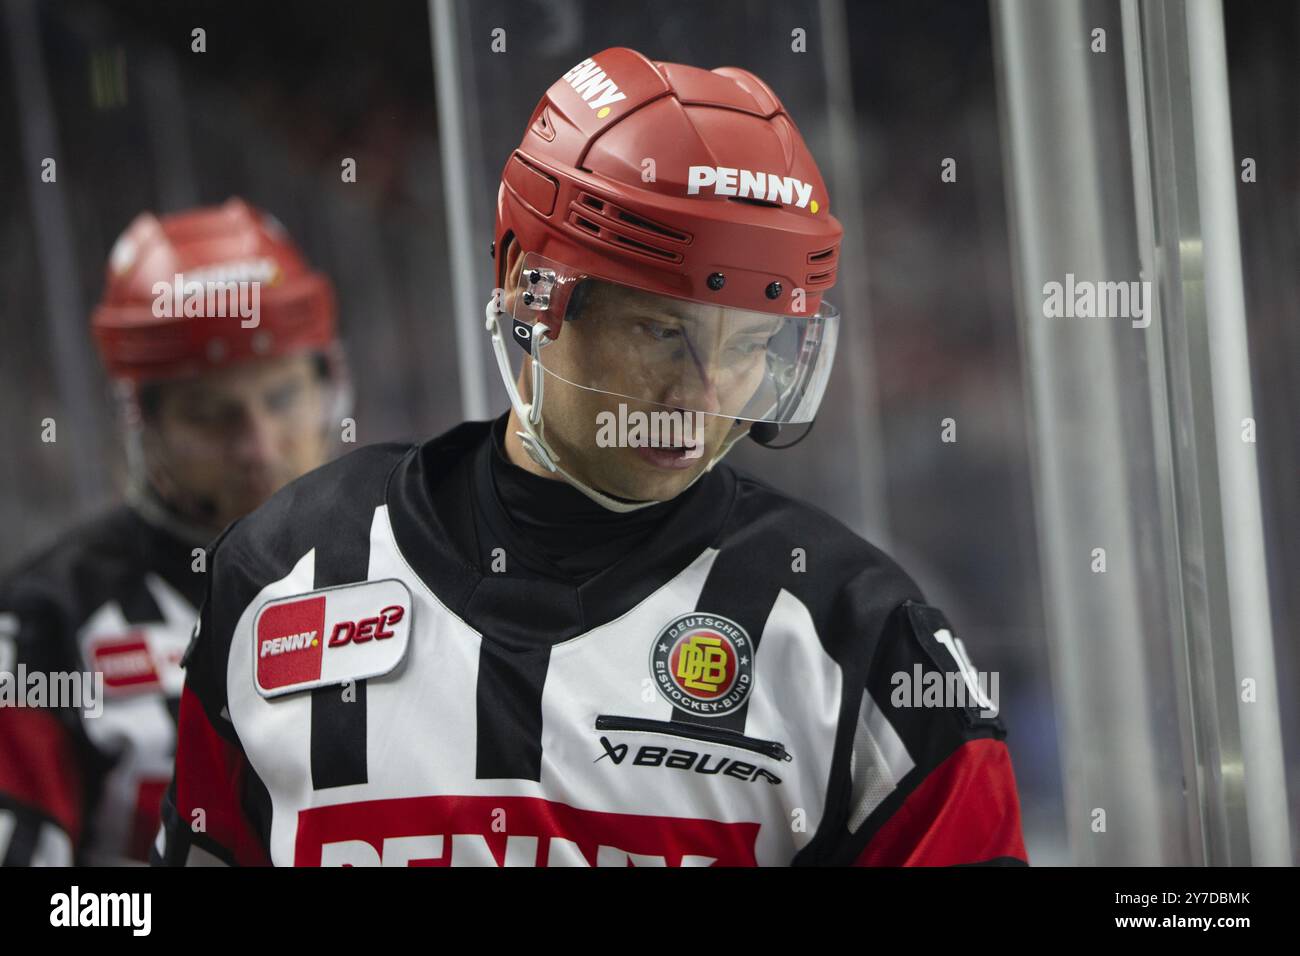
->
[151,780,187,866]
[309,681,368,790]
[0,803,43,866]
[474,640,551,781]
[164,694,181,728]
[308,522,373,791]
[673,543,780,735]
[119,583,163,624]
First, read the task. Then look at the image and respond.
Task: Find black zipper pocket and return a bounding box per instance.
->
[595,714,792,762]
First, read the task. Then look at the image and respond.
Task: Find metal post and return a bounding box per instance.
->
[1182,0,1290,865]
[430,0,491,421]
[991,0,1167,864]
[3,0,104,506]
[816,0,892,547]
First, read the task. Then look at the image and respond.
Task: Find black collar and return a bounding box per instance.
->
[478,413,686,581]
[385,416,736,647]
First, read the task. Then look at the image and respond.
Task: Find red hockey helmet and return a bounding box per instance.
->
[494,47,842,325]
[486,49,843,507]
[92,198,337,382]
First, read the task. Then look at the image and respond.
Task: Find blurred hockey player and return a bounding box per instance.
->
[0,199,346,864]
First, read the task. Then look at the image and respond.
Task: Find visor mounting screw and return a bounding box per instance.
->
[489,239,496,259]
[765,281,783,300]
[529,270,541,284]
[707,272,726,291]
[523,291,534,305]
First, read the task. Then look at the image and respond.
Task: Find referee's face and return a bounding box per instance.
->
[142,354,330,530]
[524,284,759,503]
[501,243,760,503]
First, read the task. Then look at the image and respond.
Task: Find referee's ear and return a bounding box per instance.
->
[504,237,524,293]
[499,238,527,317]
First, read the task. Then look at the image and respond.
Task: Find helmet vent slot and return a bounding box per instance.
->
[574,191,690,243]
[566,193,689,264]
[611,232,681,262]
[531,108,556,142]
[613,208,688,241]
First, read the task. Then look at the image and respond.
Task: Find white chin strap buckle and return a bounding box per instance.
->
[518,430,557,473]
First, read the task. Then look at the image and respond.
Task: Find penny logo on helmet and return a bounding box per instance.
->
[561,56,627,117]
[686,165,816,210]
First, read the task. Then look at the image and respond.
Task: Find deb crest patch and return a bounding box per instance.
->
[253,579,412,699]
[650,613,753,717]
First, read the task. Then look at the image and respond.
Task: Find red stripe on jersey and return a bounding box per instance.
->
[129,777,170,862]
[295,794,762,866]
[0,706,83,841]
[174,685,271,865]
[853,737,1027,866]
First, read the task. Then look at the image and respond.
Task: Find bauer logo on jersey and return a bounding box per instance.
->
[253,579,413,698]
[650,613,753,716]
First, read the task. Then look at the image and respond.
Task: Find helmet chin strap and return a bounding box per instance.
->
[485,297,750,515]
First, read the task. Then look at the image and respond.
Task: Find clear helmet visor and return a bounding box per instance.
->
[508,253,839,425]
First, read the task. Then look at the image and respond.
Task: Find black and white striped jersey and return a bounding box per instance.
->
[0,505,203,865]
[153,418,1027,867]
